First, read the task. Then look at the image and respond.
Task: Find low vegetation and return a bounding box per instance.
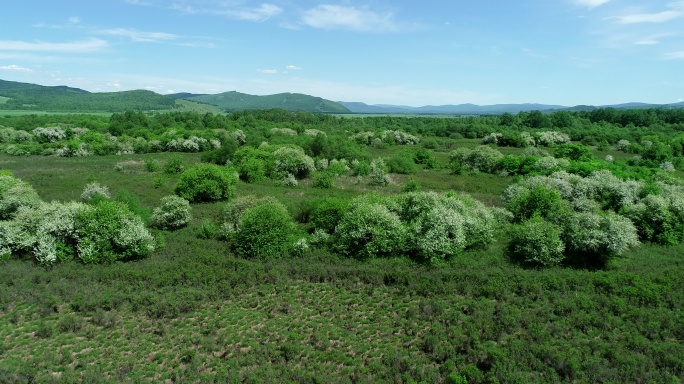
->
[0,107,683,383]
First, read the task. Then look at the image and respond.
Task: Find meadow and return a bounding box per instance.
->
[0,108,683,383]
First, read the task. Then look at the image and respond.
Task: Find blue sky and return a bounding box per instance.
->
[1,0,683,106]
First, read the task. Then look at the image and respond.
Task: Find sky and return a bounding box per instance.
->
[0,0,683,107]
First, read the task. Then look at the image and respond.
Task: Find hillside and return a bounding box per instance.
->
[182,91,351,113]
[0,79,176,112]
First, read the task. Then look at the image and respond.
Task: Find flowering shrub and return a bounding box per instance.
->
[382,130,420,145]
[623,193,684,245]
[80,182,111,203]
[270,127,298,136]
[75,200,155,263]
[304,129,326,137]
[271,146,316,179]
[0,127,33,143]
[231,129,246,145]
[281,173,299,187]
[561,211,639,266]
[369,158,391,186]
[615,139,630,151]
[150,195,192,230]
[174,163,238,202]
[449,146,503,173]
[535,131,571,146]
[32,127,66,143]
[0,175,41,220]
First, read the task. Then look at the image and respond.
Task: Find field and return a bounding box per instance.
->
[1,109,684,383]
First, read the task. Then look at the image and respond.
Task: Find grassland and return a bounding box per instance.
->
[1,134,683,383]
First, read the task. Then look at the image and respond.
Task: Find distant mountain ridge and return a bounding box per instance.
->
[1,79,682,115]
[338,101,684,115]
[0,79,350,114]
[174,91,351,113]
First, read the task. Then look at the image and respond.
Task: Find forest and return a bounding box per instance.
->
[0,107,683,383]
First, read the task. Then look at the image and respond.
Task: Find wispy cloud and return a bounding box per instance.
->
[259,69,278,74]
[170,2,282,22]
[0,38,107,52]
[665,51,684,59]
[614,10,681,24]
[286,65,302,70]
[228,3,282,22]
[178,41,216,48]
[574,0,610,9]
[0,64,33,72]
[302,5,398,32]
[68,16,81,24]
[99,28,176,42]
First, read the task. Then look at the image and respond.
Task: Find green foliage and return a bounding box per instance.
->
[163,156,185,174]
[311,171,334,188]
[386,151,418,174]
[413,148,438,169]
[554,143,595,162]
[231,201,295,259]
[150,195,192,230]
[271,145,315,179]
[114,189,151,223]
[75,200,155,263]
[305,198,349,233]
[623,192,684,245]
[506,184,571,223]
[174,163,237,203]
[402,177,421,193]
[334,198,406,259]
[507,217,565,267]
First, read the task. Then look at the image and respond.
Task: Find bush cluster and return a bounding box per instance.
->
[174,163,238,203]
[150,195,192,230]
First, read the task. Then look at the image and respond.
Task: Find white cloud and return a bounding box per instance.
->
[68,16,81,24]
[665,51,684,59]
[100,28,176,42]
[231,3,282,22]
[0,38,107,52]
[259,69,278,74]
[575,0,610,9]
[178,42,216,48]
[634,39,659,45]
[177,3,282,22]
[615,10,681,24]
[302,5,397,32]
[0,64,33,72]
[286,65,302,70]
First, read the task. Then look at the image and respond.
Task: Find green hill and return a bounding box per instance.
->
[184,91,351,113]
[0,79,176,112]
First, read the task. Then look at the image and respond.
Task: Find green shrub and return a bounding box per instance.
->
[306,198,349,233]
[414,148,438,169]
[150,195,192,230]
[386,152,417,174]
[143,159,161,172]
[506,184,571,223]
[114,189,151,223]
[401,178,421,193]
[507,217,565,267]
[75,200,155,263]
[623,193,684,245]
[311,171,334,189]
[351,160,371,176]
[231,201,295,259]
[334,198,406,259]
[163,156,185,174]
[174,163,238,203]
[221,195,279,237]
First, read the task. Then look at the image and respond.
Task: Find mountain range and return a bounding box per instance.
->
[1,79,683,115]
